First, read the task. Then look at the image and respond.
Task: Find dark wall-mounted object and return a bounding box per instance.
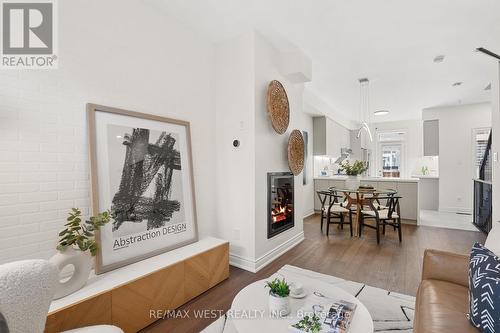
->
[233,140,240,148]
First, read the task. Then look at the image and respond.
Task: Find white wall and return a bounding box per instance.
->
[0,0,216,264]
[368,120,423,179]
[254,32,312,263]
[423,103,491,213]
[214,31,312,272]
[303,89,357,130]
[214,32,256,263]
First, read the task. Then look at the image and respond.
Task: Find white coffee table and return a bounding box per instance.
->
[230,277,373,333]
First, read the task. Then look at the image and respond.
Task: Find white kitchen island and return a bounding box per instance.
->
[314,176,419,222]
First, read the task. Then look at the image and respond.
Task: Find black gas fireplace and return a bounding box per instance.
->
[267,172,294,238]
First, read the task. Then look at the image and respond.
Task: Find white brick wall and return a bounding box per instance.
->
[0,72,91,264]
[0,0,217,265]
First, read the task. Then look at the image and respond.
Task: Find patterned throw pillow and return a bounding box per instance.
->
[469,242,500,333]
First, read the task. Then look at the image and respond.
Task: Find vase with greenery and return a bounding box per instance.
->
[339,160,367,189]
[339,160,367,176]
[266,278,291,316]
[49,208,111,299]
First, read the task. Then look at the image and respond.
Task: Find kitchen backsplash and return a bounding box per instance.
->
[412,156,439,176]
[313,155,337,177]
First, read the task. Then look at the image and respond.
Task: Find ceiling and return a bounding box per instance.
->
[146,0,500,122]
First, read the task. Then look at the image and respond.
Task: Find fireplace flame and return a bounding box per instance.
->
[272,204,289,223]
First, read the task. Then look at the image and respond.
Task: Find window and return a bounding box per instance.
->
[381,144,402,177]
[377,130,406,178]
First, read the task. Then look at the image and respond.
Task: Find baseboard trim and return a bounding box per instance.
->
[254,231,305,272]
[229,231,305,273]
[302,210,316,219]
[439,207,473,215]
[229,254,258,272]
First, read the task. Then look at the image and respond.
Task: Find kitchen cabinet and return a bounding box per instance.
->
[417,177,439,210]
[329,180,345,188]
[397,182,418,220]
[313,117,327,155]
[313,116,350,156]
[313,179,346,210]
[359,180,378,188]
[375,181,399,192]
[423,120,439,156]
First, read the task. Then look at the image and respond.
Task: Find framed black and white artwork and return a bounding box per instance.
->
[87,104,198,274]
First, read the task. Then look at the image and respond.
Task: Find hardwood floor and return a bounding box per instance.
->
[142,214,485,333]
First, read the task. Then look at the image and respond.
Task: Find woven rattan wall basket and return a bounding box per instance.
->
[288,129,305,175]
[266,80,290,134]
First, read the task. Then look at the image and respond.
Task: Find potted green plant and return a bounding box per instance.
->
[49,208,111,299]
[339,160,368,189]
[266,277,291,317]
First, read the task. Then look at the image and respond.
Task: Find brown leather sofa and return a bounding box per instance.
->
[413,249,478,333]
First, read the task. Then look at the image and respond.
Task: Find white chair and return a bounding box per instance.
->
[0,259,123,333]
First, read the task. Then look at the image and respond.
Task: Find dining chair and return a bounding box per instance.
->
[316,190,353,236]
[359,195,402,244]
[371,189,397,210]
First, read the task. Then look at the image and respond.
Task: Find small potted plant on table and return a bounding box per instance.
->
[266,277,291,317]
[49,208,110,299]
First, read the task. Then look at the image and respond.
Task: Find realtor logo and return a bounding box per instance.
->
[1,0,57,68]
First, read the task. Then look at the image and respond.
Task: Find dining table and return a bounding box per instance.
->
[328,187,397,237]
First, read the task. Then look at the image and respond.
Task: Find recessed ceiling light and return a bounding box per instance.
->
[374,110,389,116]
[452,82,463,87]
[116,135,122,139]
[433,55,445,63]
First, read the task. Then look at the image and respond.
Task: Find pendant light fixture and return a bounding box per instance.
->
[356,78,373,142]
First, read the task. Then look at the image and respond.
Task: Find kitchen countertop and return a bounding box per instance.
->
[314,175,419,183]
[411,175,439,179]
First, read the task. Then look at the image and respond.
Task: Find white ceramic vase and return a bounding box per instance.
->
[49,247,92,299]
[345,175,361,190]
[268,293,291,317]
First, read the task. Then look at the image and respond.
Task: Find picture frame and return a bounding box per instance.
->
[87,104,198,274]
